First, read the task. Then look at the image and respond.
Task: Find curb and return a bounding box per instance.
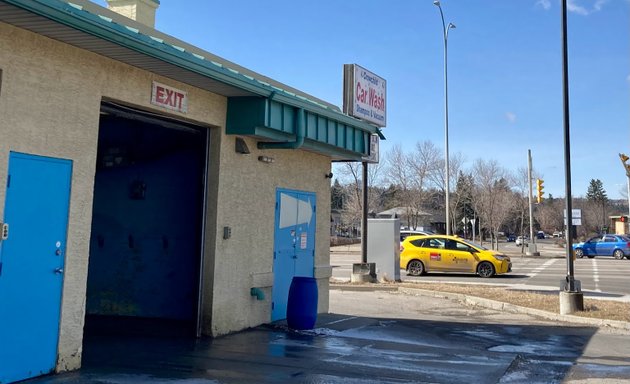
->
[330,283,630,333]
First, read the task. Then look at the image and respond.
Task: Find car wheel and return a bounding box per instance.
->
[574,249,584,258]
[587,255,595,259]
[477,262,495,278]
[407,260,425,276]
[613,249,625,260]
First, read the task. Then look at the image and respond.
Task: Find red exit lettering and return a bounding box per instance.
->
[151,82,188,113]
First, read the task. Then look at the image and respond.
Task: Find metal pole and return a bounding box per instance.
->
[627,177,630,223]
[361,162,368,264]
[527,150,539,256]
[528,150,534,242]
[443,24,451,236]
[434,2,454,236]
[561,0,576,291]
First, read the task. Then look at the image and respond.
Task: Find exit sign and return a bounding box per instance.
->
[151,81,188,113]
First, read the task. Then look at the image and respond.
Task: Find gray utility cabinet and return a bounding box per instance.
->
[367,219,401,282]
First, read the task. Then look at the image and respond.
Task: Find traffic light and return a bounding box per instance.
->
[619,153,630,177]
[536,179,544,204]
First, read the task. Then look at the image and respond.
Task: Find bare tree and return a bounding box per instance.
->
[512,166,531,242]
[428,151,465,231]
[334,161,384,233]
[405,141,442,228]
[383,144,419,228]
[470,159,513,249]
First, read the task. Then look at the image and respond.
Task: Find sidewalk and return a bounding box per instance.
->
[26,284,630,384]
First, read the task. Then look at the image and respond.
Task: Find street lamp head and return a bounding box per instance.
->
[433,1,441,6]
[448,22,456,29]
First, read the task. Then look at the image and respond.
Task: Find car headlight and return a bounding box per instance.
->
[493,254,508,261]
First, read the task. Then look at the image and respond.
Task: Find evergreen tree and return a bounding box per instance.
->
[331,179,344,210]
[586,179,608,231]
[586,179,608,203]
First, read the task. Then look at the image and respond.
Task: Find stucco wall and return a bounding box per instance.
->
[204,135,332,336]
[0,21,225,371]
[0,18,334,370]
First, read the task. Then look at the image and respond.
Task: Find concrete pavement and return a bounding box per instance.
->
[24,283,630,384]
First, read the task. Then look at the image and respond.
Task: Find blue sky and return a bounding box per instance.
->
[94,0,630,198]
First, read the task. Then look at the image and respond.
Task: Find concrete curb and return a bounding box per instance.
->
[397,287,630,332]
[330,284,630,333]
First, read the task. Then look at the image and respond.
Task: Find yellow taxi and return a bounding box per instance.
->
[400,235,511,278]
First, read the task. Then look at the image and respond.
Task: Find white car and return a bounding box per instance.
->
[515,236,528,246]
[400,230,433,242]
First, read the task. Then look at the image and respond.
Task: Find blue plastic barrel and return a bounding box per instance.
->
[286,276,318,330]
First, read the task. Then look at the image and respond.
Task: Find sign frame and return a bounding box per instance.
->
[343,64,387,127]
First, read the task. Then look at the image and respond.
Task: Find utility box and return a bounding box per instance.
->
[367,219,401,282]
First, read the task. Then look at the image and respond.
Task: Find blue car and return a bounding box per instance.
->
[572,234,630,260]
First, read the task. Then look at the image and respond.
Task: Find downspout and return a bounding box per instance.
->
[258,103,305,150]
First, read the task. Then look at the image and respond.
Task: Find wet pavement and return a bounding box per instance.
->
[25,286,630,384]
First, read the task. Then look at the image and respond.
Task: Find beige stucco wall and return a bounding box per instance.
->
[0,21,225,371]
[0,18,333,371]
[203,135,332,336]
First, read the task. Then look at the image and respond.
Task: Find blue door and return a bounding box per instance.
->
[271,189,316,321]
[0,152,72,383]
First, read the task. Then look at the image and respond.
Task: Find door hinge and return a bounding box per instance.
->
[0,261,3,276]
[273,251,276,260]
[271,302,275,310]
[6,174,10,188]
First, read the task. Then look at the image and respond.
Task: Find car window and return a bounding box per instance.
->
[620,235,630,242]
[445,240,458,250]
[446,240,473,252]
[421,238,445,249]
[410,238,426,247]
[459,239,487,251]
[587,237,600,243]
[603,235,616,243]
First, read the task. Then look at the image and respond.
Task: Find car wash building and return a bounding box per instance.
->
[0,0,381,382]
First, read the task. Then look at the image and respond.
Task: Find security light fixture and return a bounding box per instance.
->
[235,137,250,154]
[258,156,274,164]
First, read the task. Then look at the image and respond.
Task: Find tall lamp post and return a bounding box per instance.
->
[434,1,456,235]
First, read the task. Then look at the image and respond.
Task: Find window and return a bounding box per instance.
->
[603,236,616,243]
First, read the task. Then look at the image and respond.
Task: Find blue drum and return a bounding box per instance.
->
[286,276,318,330]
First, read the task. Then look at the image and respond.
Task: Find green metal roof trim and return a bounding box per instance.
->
[227,97,376,161]
[2,0,381,150]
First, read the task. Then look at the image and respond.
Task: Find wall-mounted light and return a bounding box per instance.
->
[258,156,275,164]
[235,137,250,154]
[325,172,334,179]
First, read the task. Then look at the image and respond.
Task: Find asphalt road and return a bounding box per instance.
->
[330,240,630,301]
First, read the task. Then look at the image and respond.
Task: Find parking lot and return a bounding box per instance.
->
[330,240,630,301]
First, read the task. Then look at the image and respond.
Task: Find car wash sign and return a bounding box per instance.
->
[151,81,188,113]
[343,64,386,127]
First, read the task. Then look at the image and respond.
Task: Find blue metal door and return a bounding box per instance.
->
[0,152,72,384]
[271,189,316,321]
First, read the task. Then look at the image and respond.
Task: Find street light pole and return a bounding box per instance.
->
[434,1,455,235]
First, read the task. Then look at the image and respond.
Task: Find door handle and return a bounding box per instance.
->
[53,267,64,274]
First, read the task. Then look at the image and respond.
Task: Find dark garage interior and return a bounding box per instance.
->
[85,103,208,337]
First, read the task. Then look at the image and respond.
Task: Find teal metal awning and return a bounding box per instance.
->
[0,0,382,160]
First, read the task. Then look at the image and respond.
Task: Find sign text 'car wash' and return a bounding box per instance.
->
[151,81,188,113]
[343,64,386,127]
